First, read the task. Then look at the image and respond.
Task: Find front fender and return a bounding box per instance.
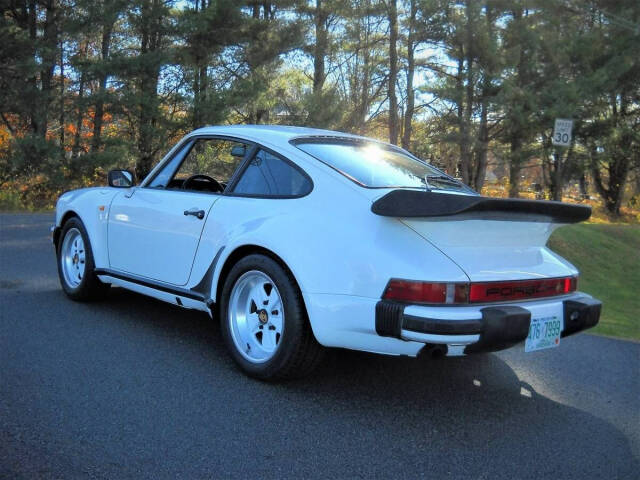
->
[54,187,121,268]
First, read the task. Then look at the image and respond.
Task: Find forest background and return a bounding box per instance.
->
[1,0,638,221]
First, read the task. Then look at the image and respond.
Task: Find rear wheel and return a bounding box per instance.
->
[220,254,324,380]
[56,217,110,301]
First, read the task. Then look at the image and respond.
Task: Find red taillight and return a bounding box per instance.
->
[468,276,578,303]
[382,280,468,304]
[382,276,577,305]
[565,276,578,293]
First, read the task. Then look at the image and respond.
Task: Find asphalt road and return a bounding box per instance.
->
[1,213,639,479]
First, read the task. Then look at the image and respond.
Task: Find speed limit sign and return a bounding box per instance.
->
[552,119,573,147]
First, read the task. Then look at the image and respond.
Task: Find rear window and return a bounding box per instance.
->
[294,139,464,191]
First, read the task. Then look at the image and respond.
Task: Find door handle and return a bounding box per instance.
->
[184,209,205,220]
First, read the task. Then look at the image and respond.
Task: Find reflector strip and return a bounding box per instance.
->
[469,276,577,303]
[382,276,577,305]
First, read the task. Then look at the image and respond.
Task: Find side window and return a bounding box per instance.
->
[173,138,248,185]
[232,150,312,197]
[148,137,250,191]
[147,140,193,189]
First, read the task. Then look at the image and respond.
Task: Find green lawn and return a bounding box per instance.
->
[548,224,640,341]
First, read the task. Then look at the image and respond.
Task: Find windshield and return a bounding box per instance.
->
[294,139,468,191]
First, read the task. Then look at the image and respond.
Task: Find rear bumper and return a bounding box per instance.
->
[376,294,601,355]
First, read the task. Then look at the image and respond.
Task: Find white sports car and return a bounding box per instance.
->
[52,125,601,379]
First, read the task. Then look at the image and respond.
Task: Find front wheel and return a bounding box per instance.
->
[56,217,110,301]
[219,254,324,380]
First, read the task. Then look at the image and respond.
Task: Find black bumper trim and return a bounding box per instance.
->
[463,306,531,354]
[562,297,602,337]
[375,301,404,337]
[402,314,482,335]
[375,295,602,354]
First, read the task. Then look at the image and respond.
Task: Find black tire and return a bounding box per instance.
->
[56,216,110,301]
[219,254,324,380]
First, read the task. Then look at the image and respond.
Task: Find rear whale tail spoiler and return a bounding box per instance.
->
[371,190,591,223]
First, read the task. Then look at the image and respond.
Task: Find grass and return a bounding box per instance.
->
[548,223,640,341]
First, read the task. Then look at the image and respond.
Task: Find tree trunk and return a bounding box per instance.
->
[136,82,160,179]
[472,3,495,192]
[71,70,86,162]
[473,97,488,192]
[507,5,528,198]
[135,0,162,180]
[25,0,57,140]
[579,174,588,200]
[456,54,465,180]
[387,0,399,145]
[193,60,208,129]
[59,39,65,150]
[199,64,207,124]
[37,0,58,139]
[508,136,522,198]
[590,93,632,216]
[592,150,631,215]
[357,31,371,135]
[460,1,476,186]
[313,0,328,94]
[27,0,38,135]
[458,56,473,184]
[540,133,553,198]
[91,20,114,152]
[401,0,417,150]
[550,142,574,202]
[551,151,563,201]
[192,0,202,129]
[461,58,474,185]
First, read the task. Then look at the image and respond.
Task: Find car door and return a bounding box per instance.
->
[108,136,251,286]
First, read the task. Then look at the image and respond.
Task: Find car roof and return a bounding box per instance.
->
[189,124,372,148]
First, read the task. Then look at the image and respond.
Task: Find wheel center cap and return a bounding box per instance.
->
[73,253,79,265]
[258,309,269,324]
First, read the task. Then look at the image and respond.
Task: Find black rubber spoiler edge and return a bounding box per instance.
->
[371,190,591,223]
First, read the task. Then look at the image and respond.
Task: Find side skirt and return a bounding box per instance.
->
[95,268,213,315]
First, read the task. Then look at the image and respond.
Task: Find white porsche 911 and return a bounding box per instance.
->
[52,125,601,379]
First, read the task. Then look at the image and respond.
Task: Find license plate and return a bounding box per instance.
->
[525,314,563,353]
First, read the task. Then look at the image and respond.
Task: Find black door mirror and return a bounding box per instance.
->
[108,169,135,188]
